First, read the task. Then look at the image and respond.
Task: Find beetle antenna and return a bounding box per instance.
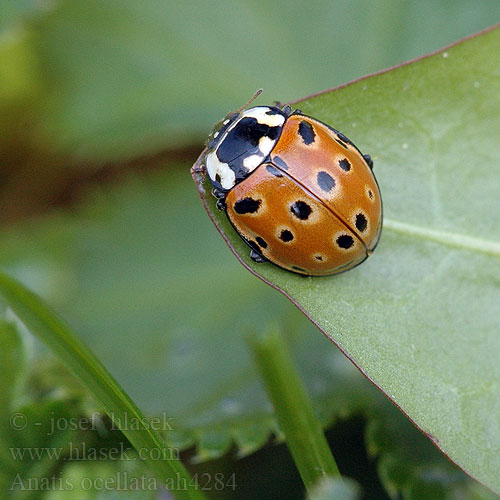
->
[236,89,263,113]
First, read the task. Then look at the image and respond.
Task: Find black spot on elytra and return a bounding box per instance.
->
[290,201,312,220]
[298,121,316,145]
[234,197,261,214]
[248,240,261,253]
[279,229,294,242]
[336,234,354,249]
[266,165,283,177]
[317,171,336,192]
[272,155,289,170]
[368,189,374,200]
[338,158,351,171]
[256,236,268,248]
[314,255,324,261]
[355,213,367,232]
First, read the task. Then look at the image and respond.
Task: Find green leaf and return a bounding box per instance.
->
[192,27,500,494]
[0,0,52,33]
[0,316,89,499]
[0,316,170,500]
[5,0,500,161]
[0,163,495,498]
[4,399,84,500]
[45,458,157,500]
[0,318,26,420]
[0,318,26,494]
[365,402,499,500]
[0,271,209,500]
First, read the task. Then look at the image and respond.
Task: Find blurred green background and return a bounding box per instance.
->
[1,1,500,499]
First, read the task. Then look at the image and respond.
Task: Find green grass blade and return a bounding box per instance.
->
[248,326,340,492]
[0,269,208,500]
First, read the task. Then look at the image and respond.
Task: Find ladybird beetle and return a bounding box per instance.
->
[203,101,382,276]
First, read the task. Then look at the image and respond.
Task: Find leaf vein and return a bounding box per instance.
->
[384,219,500,258]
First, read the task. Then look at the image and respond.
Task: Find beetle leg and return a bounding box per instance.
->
[211,187,227,210]
[249,249,267,263]
[216,198,226,211]
[212,187,226,199]
[363,154,374,169]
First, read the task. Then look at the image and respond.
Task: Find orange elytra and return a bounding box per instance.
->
[203,102,382,276]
